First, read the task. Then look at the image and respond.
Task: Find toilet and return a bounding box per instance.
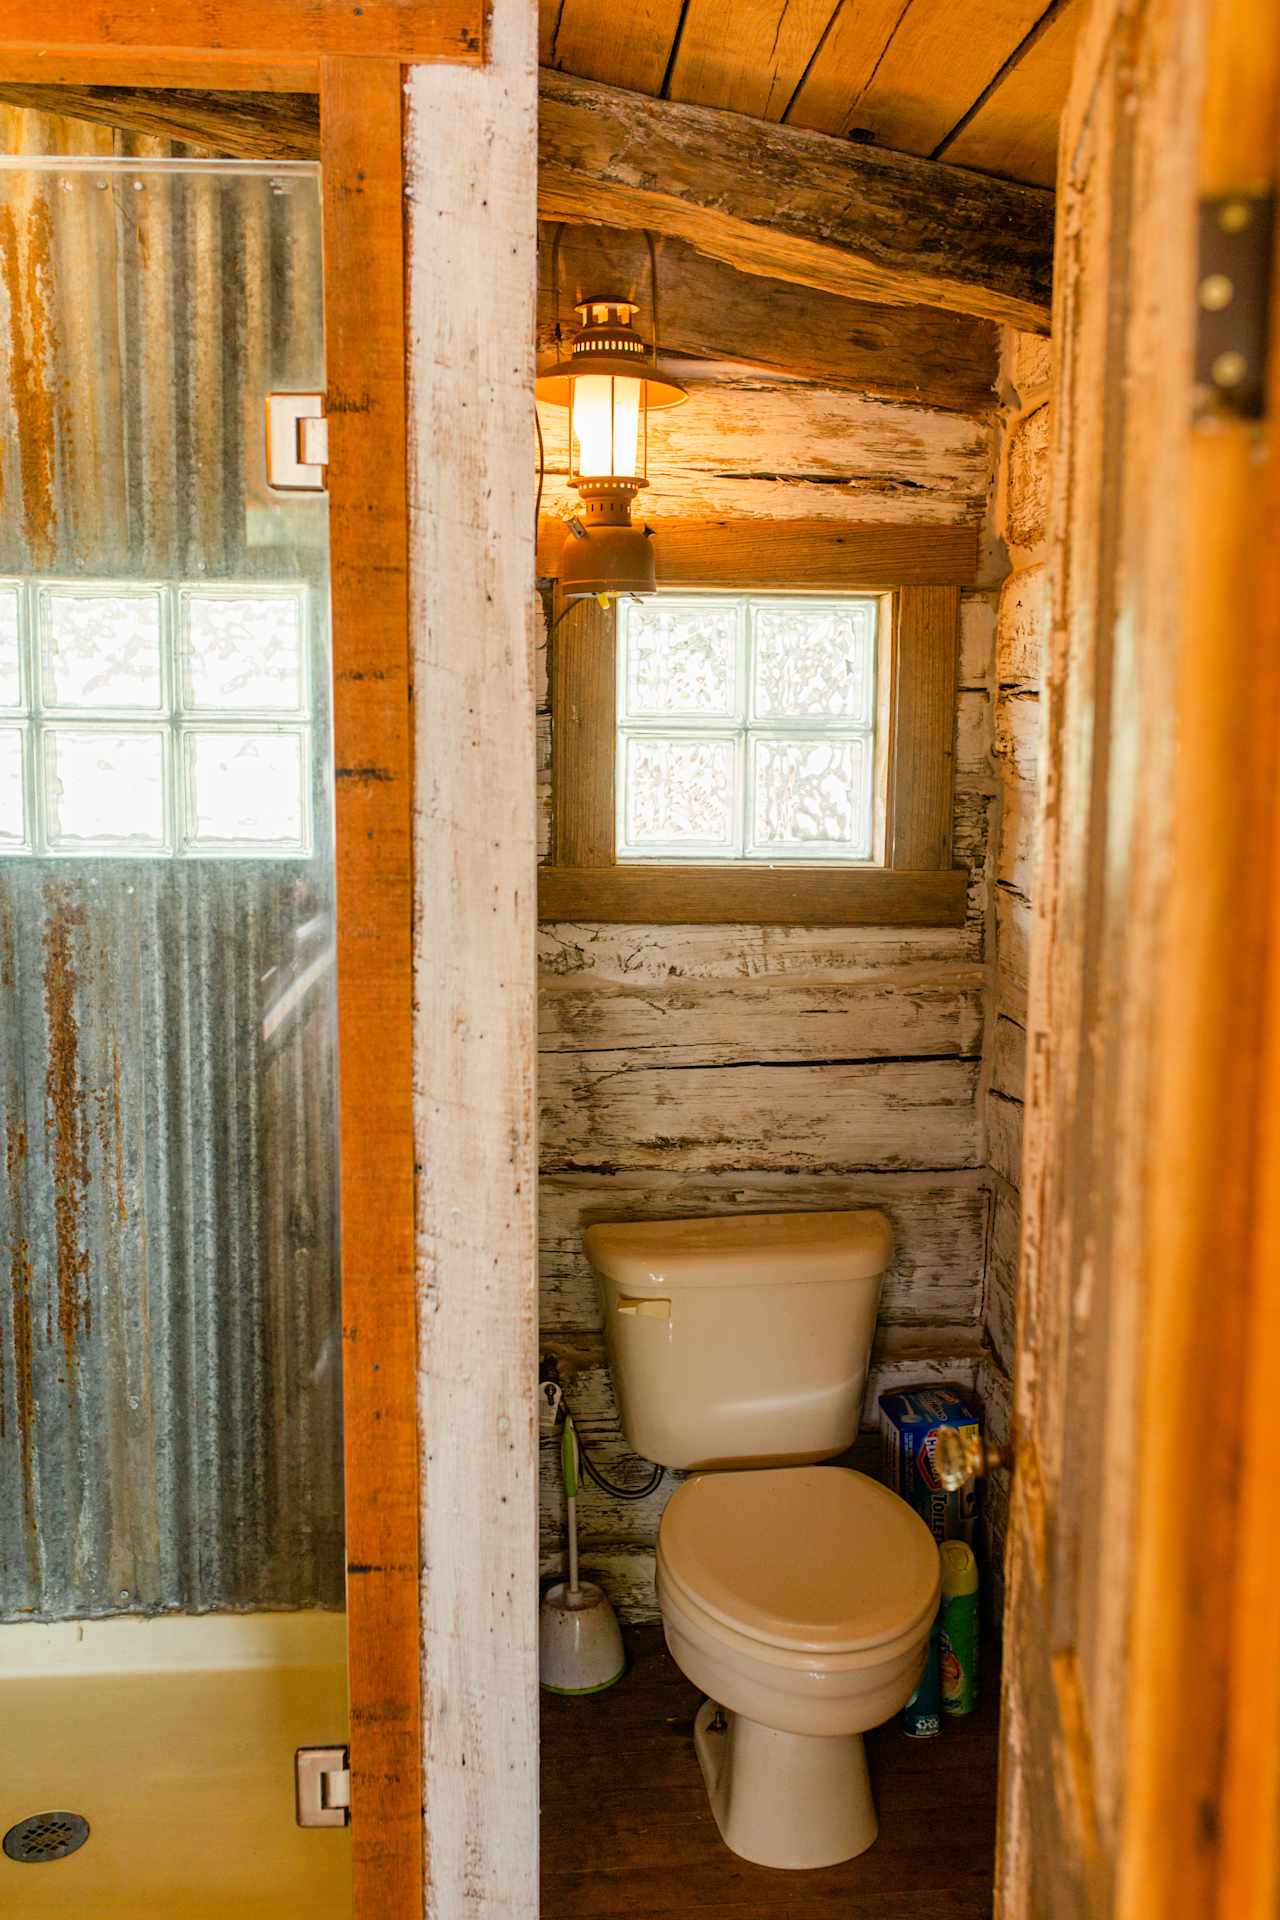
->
[583,1210,940,1872]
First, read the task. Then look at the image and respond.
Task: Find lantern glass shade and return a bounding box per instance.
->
[572,373,643,482]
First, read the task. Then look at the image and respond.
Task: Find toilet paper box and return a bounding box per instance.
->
[878,1386,980,1545]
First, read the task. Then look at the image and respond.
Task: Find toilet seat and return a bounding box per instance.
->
[657,1466,940,1657]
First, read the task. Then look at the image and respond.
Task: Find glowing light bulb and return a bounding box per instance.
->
[573,374,642,479]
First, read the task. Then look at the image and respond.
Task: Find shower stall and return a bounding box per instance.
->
[0,149,351,1918]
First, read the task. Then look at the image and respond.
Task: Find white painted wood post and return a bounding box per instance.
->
[405,2,540,1911]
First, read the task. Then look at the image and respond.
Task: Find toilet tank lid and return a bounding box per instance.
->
[583,1210,893,1290]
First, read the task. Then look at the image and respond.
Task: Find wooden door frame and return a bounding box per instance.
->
[1003,1,1280,1915]
[0,11,540,1920]
[1120,1,1280,1915]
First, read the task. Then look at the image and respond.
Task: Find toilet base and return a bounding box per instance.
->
[693,1698,878,1870]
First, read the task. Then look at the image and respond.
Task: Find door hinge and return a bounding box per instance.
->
[266,392,329,491]
[295,1745,351,1828]
[1196,193,1275,420]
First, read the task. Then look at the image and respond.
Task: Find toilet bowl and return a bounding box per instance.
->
[655,1465,940,1869]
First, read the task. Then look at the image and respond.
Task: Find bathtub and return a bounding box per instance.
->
[0,1611,351,1918]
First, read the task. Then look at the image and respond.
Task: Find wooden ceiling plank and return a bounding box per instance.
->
[783,0,921,134]
[539,225,999,410]
[540,0,685,95]
[790,0,1050,154]
[665,0,839,121]
[539,70,1054,330]
[0,82,320,158]
[940,0,1082,187]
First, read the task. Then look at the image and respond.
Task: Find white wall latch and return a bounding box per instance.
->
[295,1745,351,1827]
[266,392,329,491]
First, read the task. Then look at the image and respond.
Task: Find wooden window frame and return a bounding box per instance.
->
[540,573,967,927]
[0,12,495,1920]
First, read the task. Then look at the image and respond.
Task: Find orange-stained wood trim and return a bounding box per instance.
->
[0,50,321,89]
[0,2,482,64]
[321,56,424,1920]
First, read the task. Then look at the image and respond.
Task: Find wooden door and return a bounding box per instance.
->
[999,1,1280,1917]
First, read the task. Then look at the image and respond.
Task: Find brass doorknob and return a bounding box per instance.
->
[933,1427,1013,1492]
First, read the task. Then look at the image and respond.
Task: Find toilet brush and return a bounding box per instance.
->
[539,1407,626,1694]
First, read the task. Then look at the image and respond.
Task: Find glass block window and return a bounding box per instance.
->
[616,595,879,861]
[0,579,312,857]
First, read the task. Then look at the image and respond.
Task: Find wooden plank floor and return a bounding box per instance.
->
[541,1624,999,1919]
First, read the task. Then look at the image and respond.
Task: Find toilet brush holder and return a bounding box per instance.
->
[540,1580,625,1694]
[540,1409,625,1694]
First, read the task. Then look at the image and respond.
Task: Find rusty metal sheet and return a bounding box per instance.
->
[0,149,342,1619]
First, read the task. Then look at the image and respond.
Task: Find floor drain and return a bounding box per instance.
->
[3,1812,91,1864]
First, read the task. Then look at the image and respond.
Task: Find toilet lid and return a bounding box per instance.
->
[658,1468,941,1656]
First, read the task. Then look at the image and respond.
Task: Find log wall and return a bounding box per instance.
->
[537,532,1006,1619]
[978,328,1053,1608]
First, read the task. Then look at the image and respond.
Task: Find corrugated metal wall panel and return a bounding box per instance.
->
[0,145,343,1619]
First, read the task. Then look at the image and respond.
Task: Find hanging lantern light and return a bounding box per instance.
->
[536,234,686,597]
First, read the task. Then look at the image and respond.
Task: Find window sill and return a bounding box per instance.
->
[536,864,969,927]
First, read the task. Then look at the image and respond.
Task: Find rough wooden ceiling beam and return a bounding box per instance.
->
[0,82,320,158]
[0,71,1053,330]
[540,225,998,410]
[539,72,1054,332]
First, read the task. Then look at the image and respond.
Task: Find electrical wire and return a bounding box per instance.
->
[559,1393,666,1502]
[580,1439,666,1504]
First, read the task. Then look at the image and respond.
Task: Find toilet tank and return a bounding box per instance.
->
[583,1211,892,1470]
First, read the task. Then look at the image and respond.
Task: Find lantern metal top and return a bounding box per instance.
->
[535,297,687,411]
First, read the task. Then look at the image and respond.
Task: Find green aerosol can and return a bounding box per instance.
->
[939,1540,979,1716]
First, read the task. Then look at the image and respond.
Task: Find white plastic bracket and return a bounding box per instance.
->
[295,1745,351,1827]
[266,392,328,491]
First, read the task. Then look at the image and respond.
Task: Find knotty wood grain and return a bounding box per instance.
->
[538,69,1055,330]
[320,55,422,1919]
